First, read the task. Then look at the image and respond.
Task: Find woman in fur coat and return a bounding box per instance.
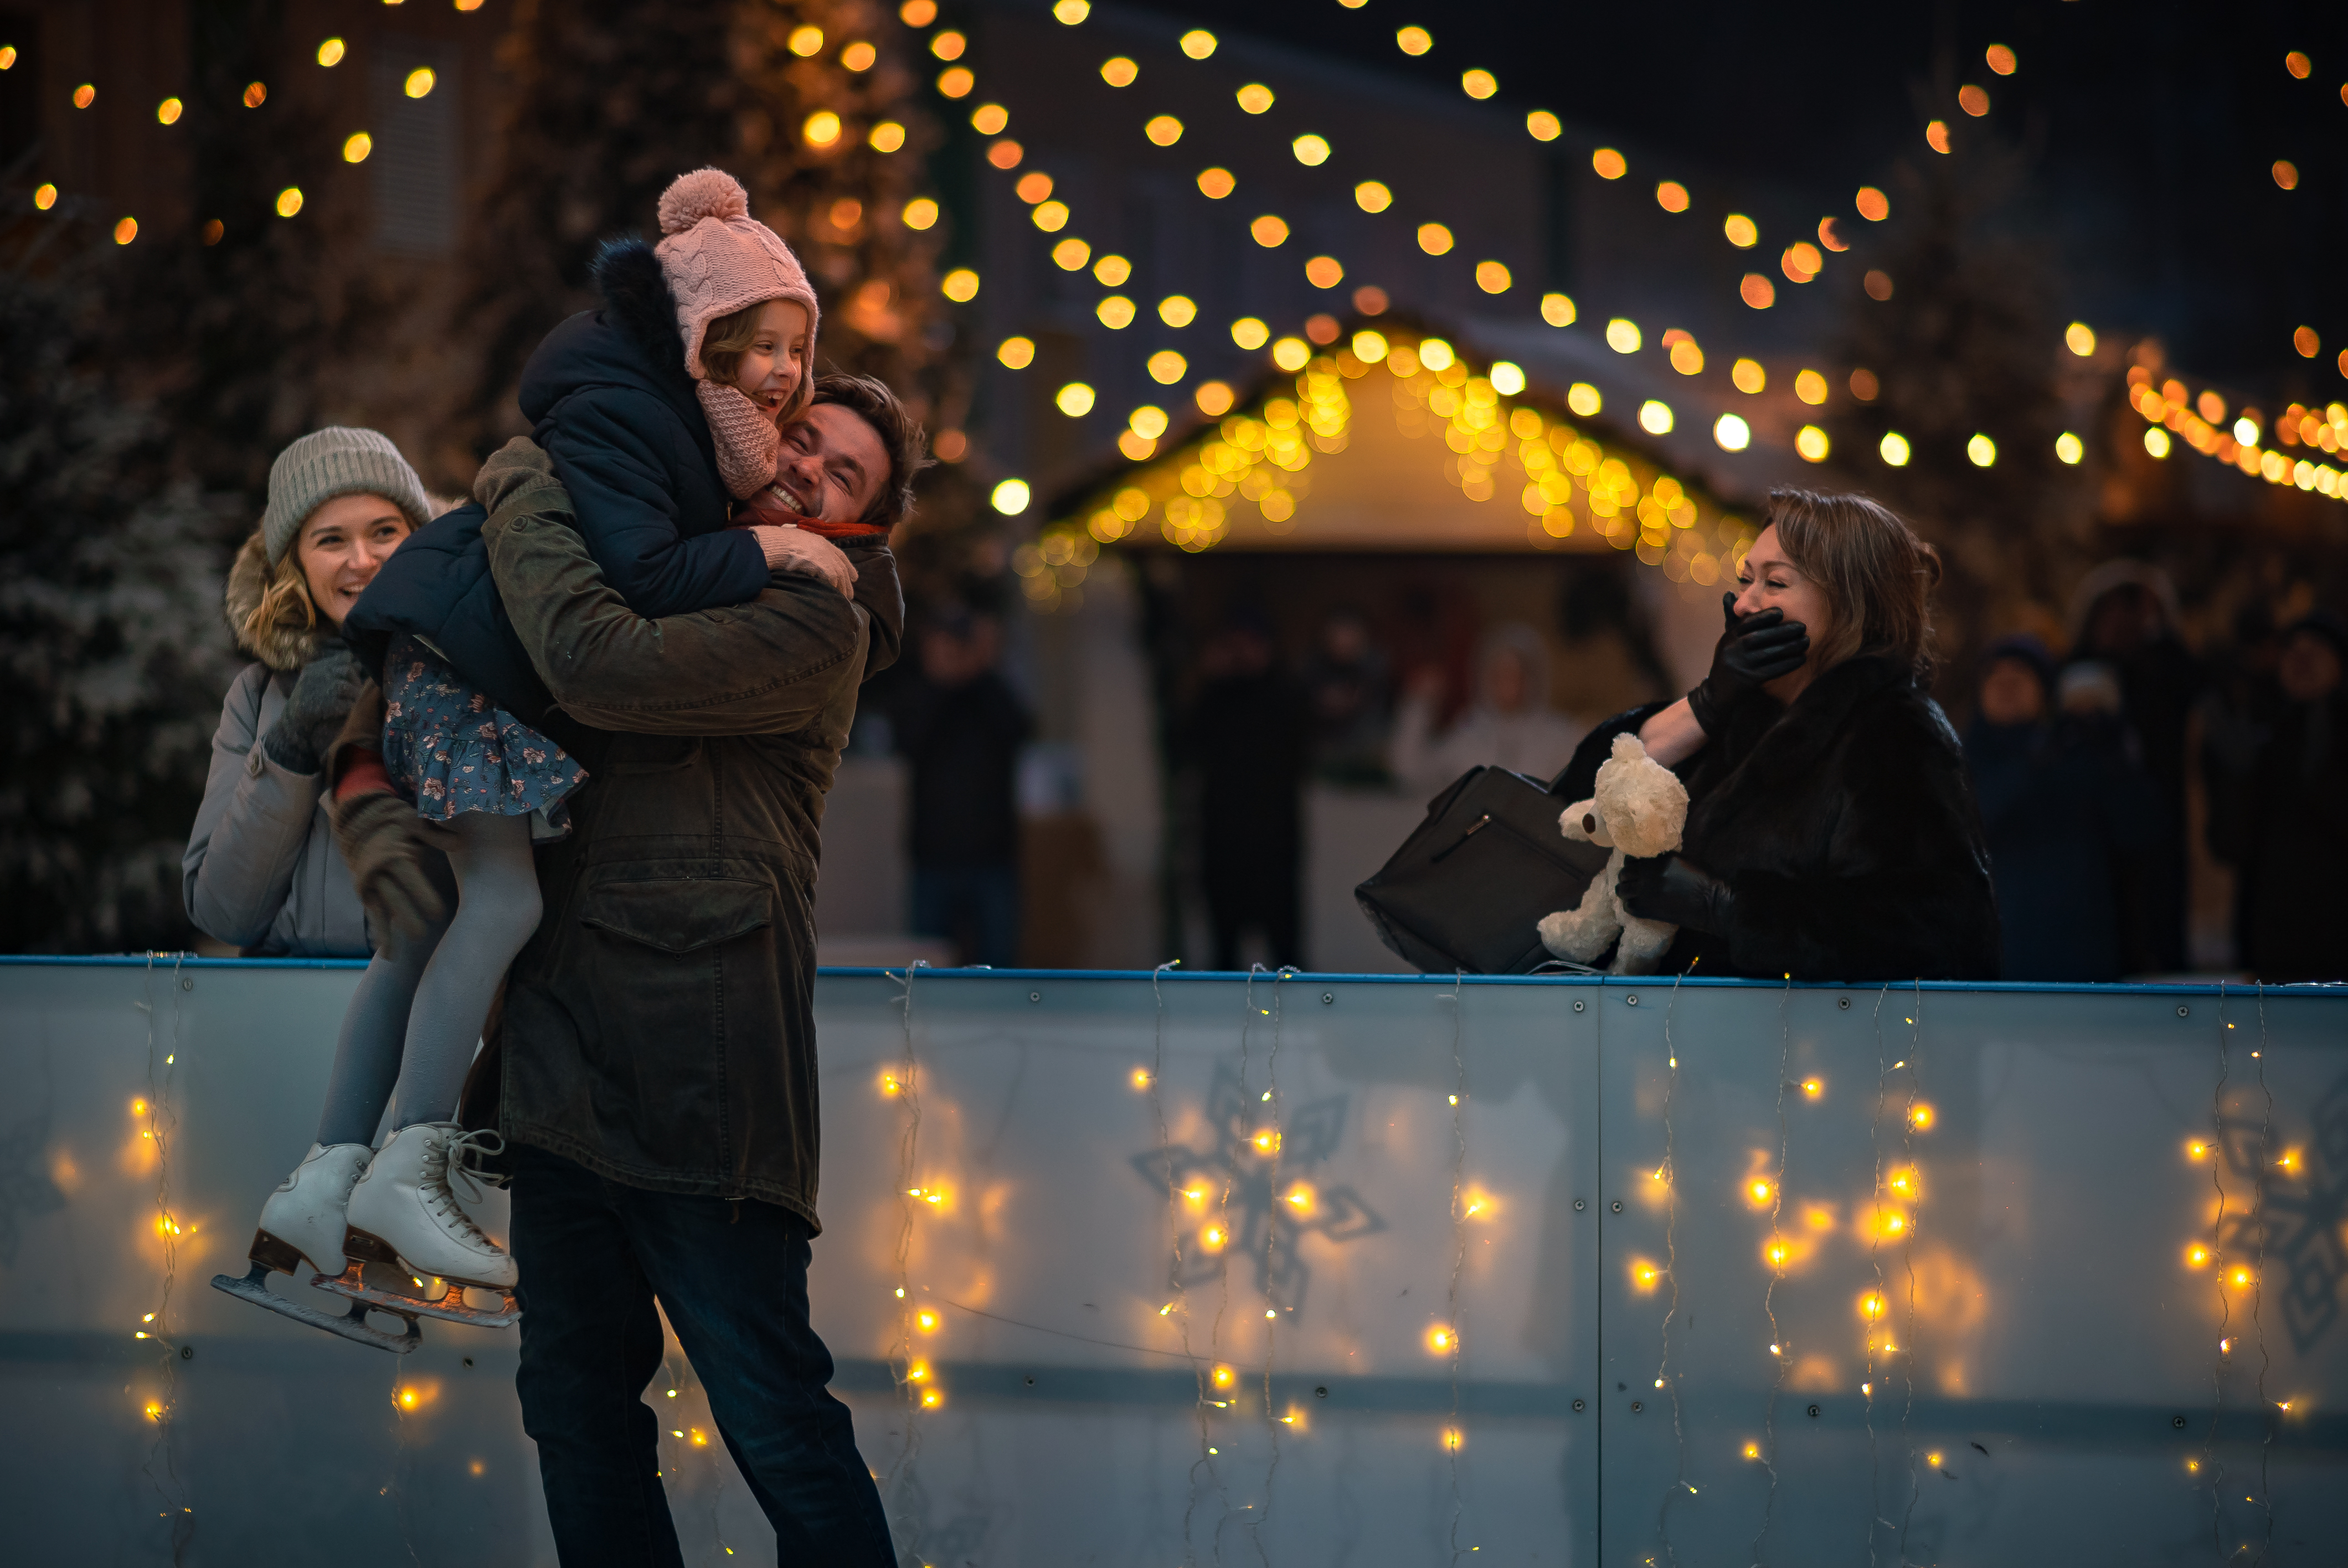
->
[1557,488,2001,982]
[183,427,437,957]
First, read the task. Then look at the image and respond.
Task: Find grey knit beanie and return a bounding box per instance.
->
[261,427,435,564]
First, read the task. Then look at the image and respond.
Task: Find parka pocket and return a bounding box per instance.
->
[579,878,773,955]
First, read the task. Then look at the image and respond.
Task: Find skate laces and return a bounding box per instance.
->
[421,1127,508,1245]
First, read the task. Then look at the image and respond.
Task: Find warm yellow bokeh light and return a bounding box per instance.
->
[1396,25,1433,55]
[1251,214,1290,247]
[1592,147,1626,179]
[1094,254,1132,286]
[1882,431,1914,466]
[1197,167,1235,199]
[1291,133,1331,167]
[1355,181,1393,214]
[1145,115,1184,146]
[1526,110,1562,142]
[1723,214,1758,248]
[1541,293,1577,327]
[1055,383,1096,417]
[1417,223,1454,256]
[1100,56,1138,87]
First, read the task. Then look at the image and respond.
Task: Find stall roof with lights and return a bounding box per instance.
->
[1040,323,1764,577]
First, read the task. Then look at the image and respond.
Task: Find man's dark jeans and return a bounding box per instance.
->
[508,1143,895,1566]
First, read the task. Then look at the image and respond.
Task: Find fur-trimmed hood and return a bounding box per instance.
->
[224,529,328,672]
[516,237,701,432]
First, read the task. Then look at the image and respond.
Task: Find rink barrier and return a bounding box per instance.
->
[2,957,2343,1565]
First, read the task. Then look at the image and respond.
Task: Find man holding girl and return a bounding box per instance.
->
[198,168,920,1565]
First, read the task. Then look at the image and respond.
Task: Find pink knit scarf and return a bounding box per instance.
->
[696,381,782,501]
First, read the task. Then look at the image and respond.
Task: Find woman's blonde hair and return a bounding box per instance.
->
[240,548,321,652]
[1765,489,1943,679]
[700,299,813,421]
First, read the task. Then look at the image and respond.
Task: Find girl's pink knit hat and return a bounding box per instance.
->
[652,168,820,381]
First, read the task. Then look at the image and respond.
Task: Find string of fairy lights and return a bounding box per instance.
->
[1631,977,1951,1565]
[3,20,480,243]
[904,8,1782,584]
[884,1,2348,525]
[1325,9,2348,501]
[887,962,934,1554]
[134,955,195,1544]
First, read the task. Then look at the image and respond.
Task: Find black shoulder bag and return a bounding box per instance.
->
[1353,765,1608,975]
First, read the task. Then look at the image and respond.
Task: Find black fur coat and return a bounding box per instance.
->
[1562,655,2001,981]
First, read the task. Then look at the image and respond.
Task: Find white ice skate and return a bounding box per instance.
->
[210,1143,421,1355]
[323,1122,521,1330]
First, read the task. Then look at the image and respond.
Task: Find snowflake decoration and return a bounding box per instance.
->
[1132,1060,1384,1314]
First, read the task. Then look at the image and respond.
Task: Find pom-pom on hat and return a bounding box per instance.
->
[652,168,820,383]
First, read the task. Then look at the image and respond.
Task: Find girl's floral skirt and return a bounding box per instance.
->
[381,634,586,824]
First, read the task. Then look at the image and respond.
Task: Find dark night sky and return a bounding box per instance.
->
[1145,0,2348,403]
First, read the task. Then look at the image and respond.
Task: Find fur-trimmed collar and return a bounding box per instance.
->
[590,236,686,375]
[223,530,327,672]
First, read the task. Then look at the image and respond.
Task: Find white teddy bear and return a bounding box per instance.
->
[1537,733,1690,975]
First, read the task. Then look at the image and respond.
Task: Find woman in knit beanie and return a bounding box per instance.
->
[186,425,437,959]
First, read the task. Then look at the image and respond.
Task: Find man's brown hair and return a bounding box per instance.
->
[811,372,931,528]
[1764,488,1943,679]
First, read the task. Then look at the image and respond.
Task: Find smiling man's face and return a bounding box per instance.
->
[774,403,890,527]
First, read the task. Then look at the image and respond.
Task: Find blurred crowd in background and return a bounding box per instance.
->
[869,560,2346,985]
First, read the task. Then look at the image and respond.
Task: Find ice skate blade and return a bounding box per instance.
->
[210,1262,421,1355]
[313,1263,520,1330]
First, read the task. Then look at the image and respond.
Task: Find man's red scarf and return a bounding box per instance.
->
[735,486,889,539]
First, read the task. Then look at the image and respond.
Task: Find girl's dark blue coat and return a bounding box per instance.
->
[346,239,766,728]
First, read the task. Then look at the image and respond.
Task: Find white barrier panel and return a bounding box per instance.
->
[1,959,2342,1565]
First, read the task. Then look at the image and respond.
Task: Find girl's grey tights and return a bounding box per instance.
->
[314,811,542,1146]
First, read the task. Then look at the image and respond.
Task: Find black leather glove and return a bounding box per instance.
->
[1618,853,1735,935]
[262,639,366,775]
[1686,592,1809,736]
[329,788,453,946]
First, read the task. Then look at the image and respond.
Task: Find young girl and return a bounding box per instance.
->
[226,170,824,1345]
